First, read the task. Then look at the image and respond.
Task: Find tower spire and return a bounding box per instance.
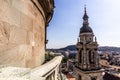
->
[83,5,89,20]
[80,5,93,34]
[84,4,87,14]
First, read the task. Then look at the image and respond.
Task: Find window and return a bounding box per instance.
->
[78,75,82,80]
[89,51,95,64]
[91,76,97,80]
[90,38,91,40]
[79,50,82,63]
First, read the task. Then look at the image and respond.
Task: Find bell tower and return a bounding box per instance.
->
[74,6,103,80]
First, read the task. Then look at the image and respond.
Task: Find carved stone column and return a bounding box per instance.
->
[95,50,99,68]
[83,45,87,69]
[81,50,84,69]
[78,49,80,63]
[91,50,94,63]
[86,50,90,69]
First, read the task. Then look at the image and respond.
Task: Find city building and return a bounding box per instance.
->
[74,6,104,80]
[103,72,120,80]
[100,59,109,67]
[110,54,120,66]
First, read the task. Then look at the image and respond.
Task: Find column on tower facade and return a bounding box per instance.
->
[83,45,87,69]
[78,49,81,67]
[81,50,84,69]
[79,50,82,64]
[95,49,100,69]
[86,49,90,69]
[92,49,95,64]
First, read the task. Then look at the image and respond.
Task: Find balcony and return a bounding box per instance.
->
[0,56,66,80]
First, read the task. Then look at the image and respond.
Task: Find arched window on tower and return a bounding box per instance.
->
[78,75,82,80]
[91,76,97,80]
[92,52,95,64]
[89,51,91,63]
[89,51,94,64]
[79,50,82,63]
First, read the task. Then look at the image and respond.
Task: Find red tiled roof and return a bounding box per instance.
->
[66,73,76,80]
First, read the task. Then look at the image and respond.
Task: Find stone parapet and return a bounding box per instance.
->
[0,56,63,80]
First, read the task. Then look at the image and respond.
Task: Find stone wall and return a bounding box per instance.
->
[0,0,47,68]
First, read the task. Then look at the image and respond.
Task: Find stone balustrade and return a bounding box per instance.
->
[0,56,63,80]
[31,56,63,80]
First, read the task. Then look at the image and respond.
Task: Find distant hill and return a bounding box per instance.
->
[59,45,76,51]
[58,45,120,52]
[98,46,120,52]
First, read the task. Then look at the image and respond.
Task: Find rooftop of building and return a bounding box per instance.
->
[103,72,120,80]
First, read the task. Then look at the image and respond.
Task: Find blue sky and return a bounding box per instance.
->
[47,0,120,49]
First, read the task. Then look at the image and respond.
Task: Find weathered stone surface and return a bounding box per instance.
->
[0,0,46,68]
[0,56,62,80]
